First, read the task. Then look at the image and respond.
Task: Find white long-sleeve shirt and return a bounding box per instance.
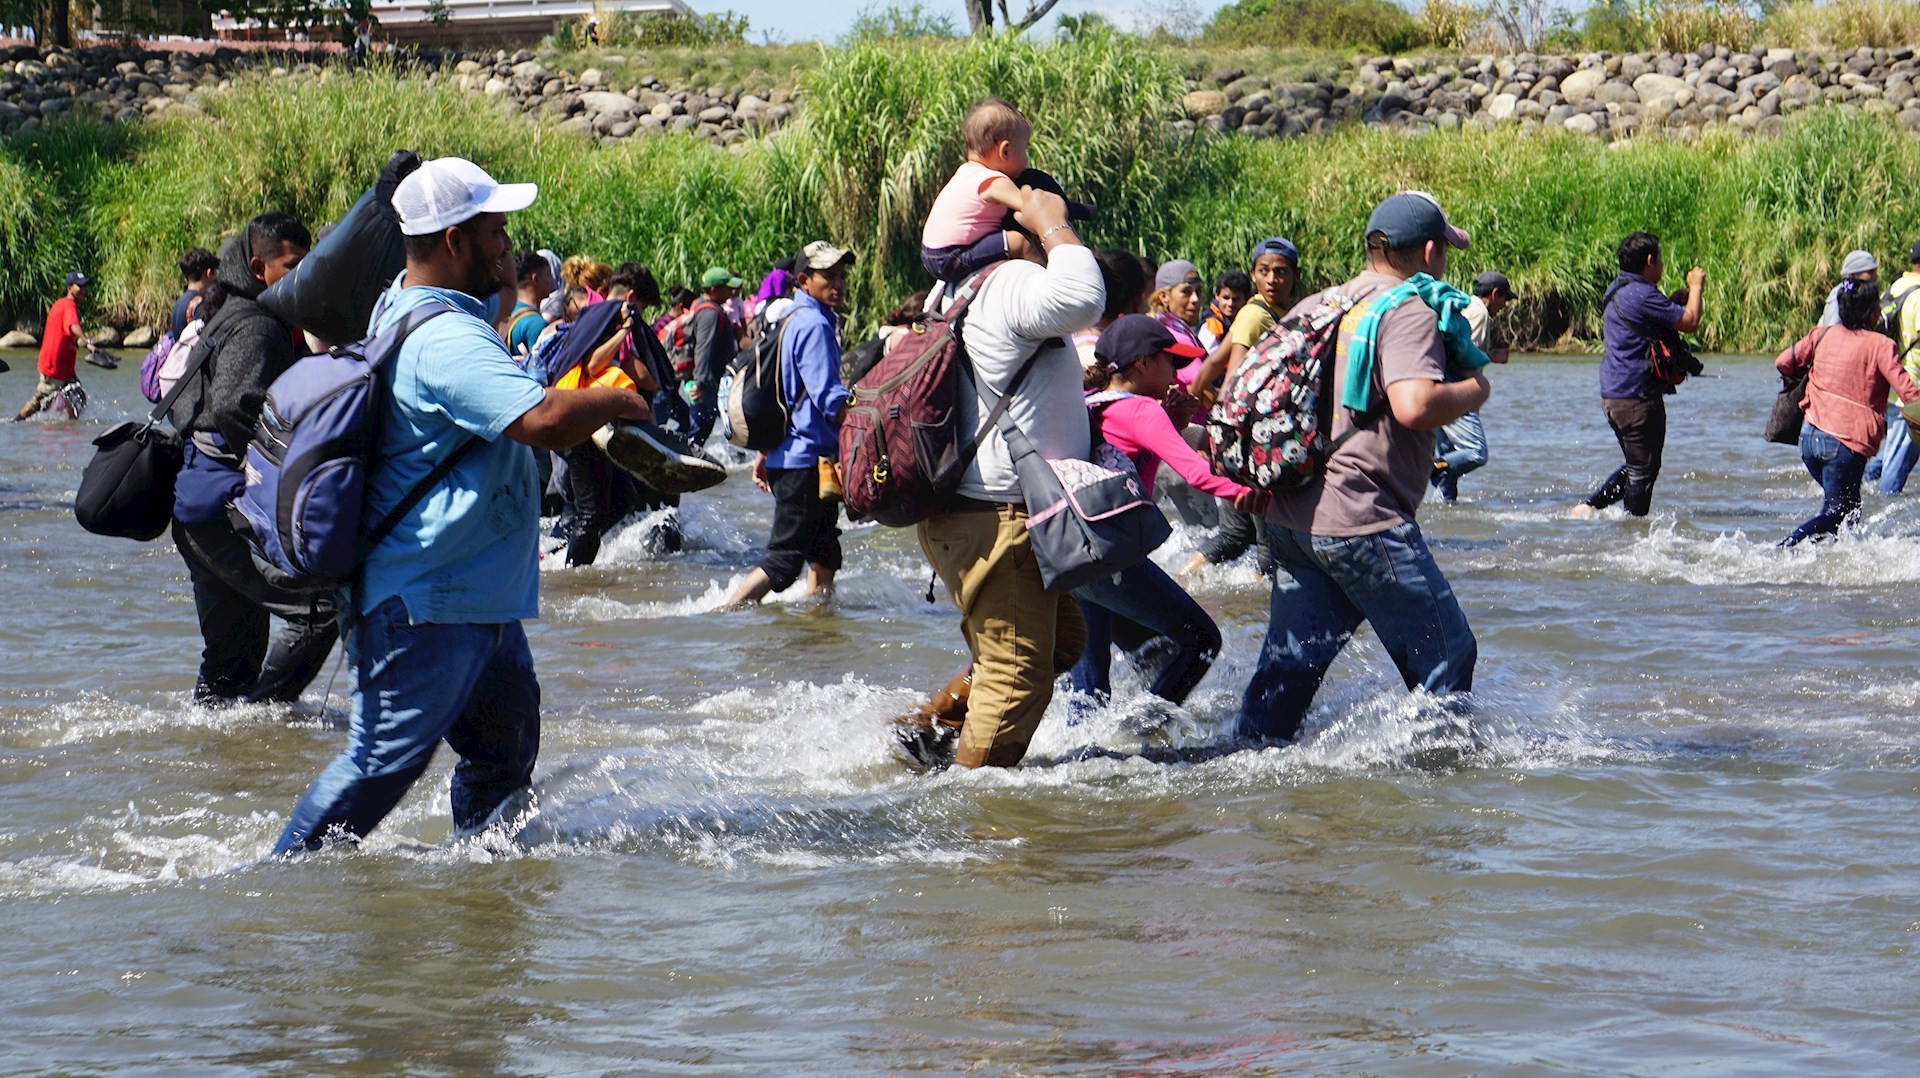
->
[949,246,1106,501]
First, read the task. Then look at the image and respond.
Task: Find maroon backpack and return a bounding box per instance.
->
[839,266,1037,527]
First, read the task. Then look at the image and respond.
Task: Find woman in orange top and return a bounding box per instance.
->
[1775,278,1920,546]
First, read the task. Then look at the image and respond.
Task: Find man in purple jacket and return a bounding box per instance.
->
[724,241,856,608]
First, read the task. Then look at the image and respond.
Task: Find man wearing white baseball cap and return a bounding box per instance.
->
[274,157,651,856]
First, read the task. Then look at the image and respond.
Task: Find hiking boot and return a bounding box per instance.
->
[890,719,957,773]
[594,420,728,495]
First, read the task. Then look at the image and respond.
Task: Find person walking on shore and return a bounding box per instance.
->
[1238,192,1489,745]
[15,272,96,421]
[1776,278,1920,546]
[1573,232,1704,519]
[273,158,651,855]
[724,242,856,609]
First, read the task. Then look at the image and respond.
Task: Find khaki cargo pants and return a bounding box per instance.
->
[917,504,1086,768]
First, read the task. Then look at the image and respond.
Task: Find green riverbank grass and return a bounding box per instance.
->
[7,35,1920,352]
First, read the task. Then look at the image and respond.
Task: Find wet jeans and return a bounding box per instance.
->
[1782,424,1866,547]
[1200,499,1274,575]
[1865,403,1917,494]
[1432,410,1489,501]
[272,596,541,855]
[1069,559,1221,706]
[1586,395,1666,516]
[1239,521,1477,743]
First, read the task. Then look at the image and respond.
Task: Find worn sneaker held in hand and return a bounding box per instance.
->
[594,419,728,495]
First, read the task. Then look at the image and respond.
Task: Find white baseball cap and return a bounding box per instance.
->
[392,157,537,237]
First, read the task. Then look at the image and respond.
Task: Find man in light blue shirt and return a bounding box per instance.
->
[723,240,854,608]
[274,158,651,855]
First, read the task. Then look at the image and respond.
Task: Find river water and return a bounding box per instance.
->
[2,350,1916,1074]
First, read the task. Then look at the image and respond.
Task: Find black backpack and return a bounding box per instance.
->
[725,305,789,451]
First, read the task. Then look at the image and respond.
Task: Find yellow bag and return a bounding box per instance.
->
[552,362,636,393]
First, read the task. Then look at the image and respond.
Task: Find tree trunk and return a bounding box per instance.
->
[964,0,991,36]
[47,0,72,47]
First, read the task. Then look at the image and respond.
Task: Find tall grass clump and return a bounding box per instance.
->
[1151,109,1920,352]
[1,118,132,325]
[1764,0,1920,49]
[14,35,1920,351]
[0,146,80,327]
[791,29,1188,315]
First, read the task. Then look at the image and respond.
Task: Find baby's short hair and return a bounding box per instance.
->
[963,97,1031,157]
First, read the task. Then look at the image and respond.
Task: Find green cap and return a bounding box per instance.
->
[701,266,745,289]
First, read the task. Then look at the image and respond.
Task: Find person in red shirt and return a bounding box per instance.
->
[14,271,96,420]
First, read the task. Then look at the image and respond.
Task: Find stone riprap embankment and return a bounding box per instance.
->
[0,43,798,146]
[1179,43,1920,141]
[9,41,1920,150]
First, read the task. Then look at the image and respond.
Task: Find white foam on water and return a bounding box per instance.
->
[1592,519,1920,586]
[2,692,343,748]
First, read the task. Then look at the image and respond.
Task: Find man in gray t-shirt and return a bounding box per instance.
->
[1240,192,1490,745]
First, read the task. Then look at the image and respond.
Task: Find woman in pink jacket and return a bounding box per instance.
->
[1776,278,1920,546]
[1069,315,1264,717]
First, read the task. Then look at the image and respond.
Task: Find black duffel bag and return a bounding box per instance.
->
[258,150,421,347]
[73,330,215,540]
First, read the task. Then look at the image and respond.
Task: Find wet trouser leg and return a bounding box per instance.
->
[1585,396,1666,516]
[273,596,540,855]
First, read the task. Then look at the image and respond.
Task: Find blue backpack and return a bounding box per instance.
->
[229,301,476,591]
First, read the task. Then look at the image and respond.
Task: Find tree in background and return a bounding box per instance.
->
[962,0,1064,36]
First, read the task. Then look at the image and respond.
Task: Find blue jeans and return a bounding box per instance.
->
[1865,403,1916,493]
[1069,559,1221,706]
[1238,521,1477,743]
[1783,424,1867,547]
[273,596,541,855]
[1432,410,1488,501]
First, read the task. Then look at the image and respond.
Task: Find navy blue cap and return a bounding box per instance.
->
[1095,314,1206,371]
[1249,237,1299,266]
[1472,271,1512,297]
[65,271,90,287]
[1367,191,1470,250]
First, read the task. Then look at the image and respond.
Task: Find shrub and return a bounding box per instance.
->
[1640,0,1755,51]
[548,9,749,51]
[1202,0,1427,54]
[1421,0,1485,49]
[1764,0,1920,50]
